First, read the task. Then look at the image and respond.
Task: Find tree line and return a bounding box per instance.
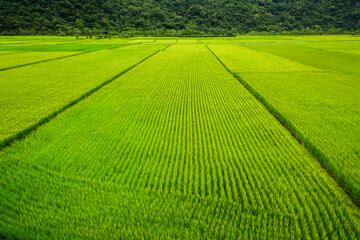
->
[0,0,359,36]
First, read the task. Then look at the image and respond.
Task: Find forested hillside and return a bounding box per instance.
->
[0,0,359,36]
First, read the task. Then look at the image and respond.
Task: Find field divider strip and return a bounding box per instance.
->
[0,51,26,56]
[0,43,139,72]
[205,44,360,207]
[0,44,171,151]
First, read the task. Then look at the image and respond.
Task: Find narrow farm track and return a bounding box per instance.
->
[0,44,359,239]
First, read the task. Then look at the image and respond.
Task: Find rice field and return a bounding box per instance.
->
[0,36,359,239]
[208,42,360,202]
[0,44,164,145]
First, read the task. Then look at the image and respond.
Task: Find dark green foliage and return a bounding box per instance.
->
[0,0,359,36]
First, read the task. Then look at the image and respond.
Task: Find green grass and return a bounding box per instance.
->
[208,43,360,202]
[1,44,360,239]
[0,44,165,146]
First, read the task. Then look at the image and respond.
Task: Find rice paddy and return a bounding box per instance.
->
[0,36,359,239]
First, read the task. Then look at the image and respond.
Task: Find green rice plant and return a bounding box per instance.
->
[208,44,360,202]
[0,44,165,146]
[0,44,359,239]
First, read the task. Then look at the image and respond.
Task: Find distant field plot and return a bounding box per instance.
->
[77,40,132,44]
[292,35,360,42]
[224,36,294,43]
[0,43,128,52]
[201,35,360,44]
[0,44,164,145]
[209,44,318,73]
[20,41,78,46]
[153,39,177,44]
[0,41,77,46]
[130,39,155,43]
[0,36,75,42]
[0,41,38,45]
[209,44,360,201]
[177,39,200,44]
[0,51,22,56]
[297,41,360,50]
[243,43,360,77]
[330,50,360,55]
[0,51,80,70]
[0,44,359,239]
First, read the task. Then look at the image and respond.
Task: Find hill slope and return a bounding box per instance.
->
[0,0,359,36]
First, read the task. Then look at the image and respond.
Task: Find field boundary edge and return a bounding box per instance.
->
[205,44,360,207]
[0,44,171,151]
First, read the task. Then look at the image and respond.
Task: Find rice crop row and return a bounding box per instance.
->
[1,44,359,239]
[208,44,360,202]
[0,44,165,146]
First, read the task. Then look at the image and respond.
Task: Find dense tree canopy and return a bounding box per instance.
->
[0,0,359,36]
